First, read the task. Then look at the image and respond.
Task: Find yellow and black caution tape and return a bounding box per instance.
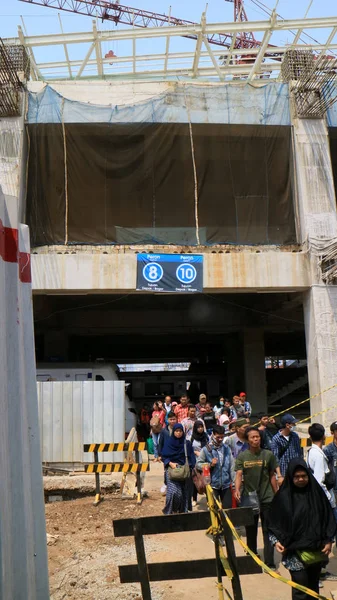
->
[84,462,149,474]
[84,442,146,453]
[268,382,337,421]
[297,401,337,425]
[208,487,331,600]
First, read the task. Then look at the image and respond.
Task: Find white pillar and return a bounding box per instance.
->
[243,328,267,414]
[293,116,337,425]
[303,286,337,426]
[292,118,337,242]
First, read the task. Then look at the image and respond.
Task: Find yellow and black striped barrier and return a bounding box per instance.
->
[84,441,148,506]
[300,436,334,448]
[209,487,331,600]
[84,442,146,453]
[85,462,149,474]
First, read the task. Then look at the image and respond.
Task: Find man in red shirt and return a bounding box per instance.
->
[174,394,189,423]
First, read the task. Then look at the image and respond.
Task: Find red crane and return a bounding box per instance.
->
[18,0,260,50]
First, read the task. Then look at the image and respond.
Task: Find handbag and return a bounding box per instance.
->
[296,550,326,565]
[168,442,190,481]
[192,467,206,494]
[240,490,260,514]
[240,452,265,515]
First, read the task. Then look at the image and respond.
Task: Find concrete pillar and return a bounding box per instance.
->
[243,328,267,414]
[303,286,337,426]
[292,118,337,242]
[293,116,337,425]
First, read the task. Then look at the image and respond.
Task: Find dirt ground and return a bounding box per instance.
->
[46,463,337,600]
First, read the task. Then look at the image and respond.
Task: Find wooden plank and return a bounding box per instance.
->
[119,557,261,583]
[113,508,254,537]
[132,520,152,600]
[222,511,243,600]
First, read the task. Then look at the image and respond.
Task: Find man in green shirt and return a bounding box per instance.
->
[234,426,279,569]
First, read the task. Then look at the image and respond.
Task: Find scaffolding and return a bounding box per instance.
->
[0,39,26,117]
[282,49,337,118]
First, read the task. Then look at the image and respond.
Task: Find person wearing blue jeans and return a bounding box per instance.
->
[150,420,163,461]
[324,420,337,543]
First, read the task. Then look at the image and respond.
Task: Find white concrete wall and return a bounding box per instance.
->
[304,285,337,426]
[293,116,337,425]
[31,247,311,293]
[292,118,337,242]
[0,188,49,600]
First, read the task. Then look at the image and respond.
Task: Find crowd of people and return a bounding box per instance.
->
[137,393,337,599]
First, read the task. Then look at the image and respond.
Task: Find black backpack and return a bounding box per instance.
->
[324,455,336,491]
[308,449,336,491]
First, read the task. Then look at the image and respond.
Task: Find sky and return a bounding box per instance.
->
[0,0,336,77]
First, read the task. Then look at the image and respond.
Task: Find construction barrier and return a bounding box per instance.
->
[301,436,334,448]
[113,499,261,600]
[0,188,49,599]
[85,462,149,474]
[84,440,148,505]
[84,442,146,453]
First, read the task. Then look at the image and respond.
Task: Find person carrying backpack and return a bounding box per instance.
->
[324,421,337,545]
[307,423,336,509]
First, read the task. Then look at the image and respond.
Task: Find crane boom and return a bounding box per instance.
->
[18,0,238,48]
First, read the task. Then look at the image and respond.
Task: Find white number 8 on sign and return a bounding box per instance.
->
[143,262,163,283]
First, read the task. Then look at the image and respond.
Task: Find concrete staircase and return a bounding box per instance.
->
[268,373,308,405]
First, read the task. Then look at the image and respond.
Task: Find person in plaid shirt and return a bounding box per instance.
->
[174,394,189,423]
[271,414,302,476]
[181,404,198,440]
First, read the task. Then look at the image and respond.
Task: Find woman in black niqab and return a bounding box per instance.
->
[268,458,336,600]
[269,457,336,552]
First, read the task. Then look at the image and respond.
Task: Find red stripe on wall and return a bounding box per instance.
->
[0,218,18,263]
[19,252,32,283]
[0,219,31,283]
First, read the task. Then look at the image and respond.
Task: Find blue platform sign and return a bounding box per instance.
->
[136,254,203,293]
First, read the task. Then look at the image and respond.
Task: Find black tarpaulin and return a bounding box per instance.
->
[26,123,295,246]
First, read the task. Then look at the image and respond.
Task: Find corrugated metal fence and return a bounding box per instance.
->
[37,381,126,465]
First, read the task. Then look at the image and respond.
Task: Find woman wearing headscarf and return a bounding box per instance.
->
[191,420,209,506]
[268,457,336,599]
[161,423,196,514]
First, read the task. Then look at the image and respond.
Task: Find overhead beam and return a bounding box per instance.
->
[247,10,276,83]
[17,25,39,81]
[32,43,337,72]
[317,26,337,61]
[132,37,136,75]
[203,36,225,81]
[75,41,95,79]
[41,62,281,82]
[92,20,103,78]
[58,13,72,79]
[225,32,237,67]
[164,6,172,75]
[4,16,337,48]
[192,13,206,78]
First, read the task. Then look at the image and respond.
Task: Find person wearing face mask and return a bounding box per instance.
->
[271,414,302,477]
[213,396,226,419]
